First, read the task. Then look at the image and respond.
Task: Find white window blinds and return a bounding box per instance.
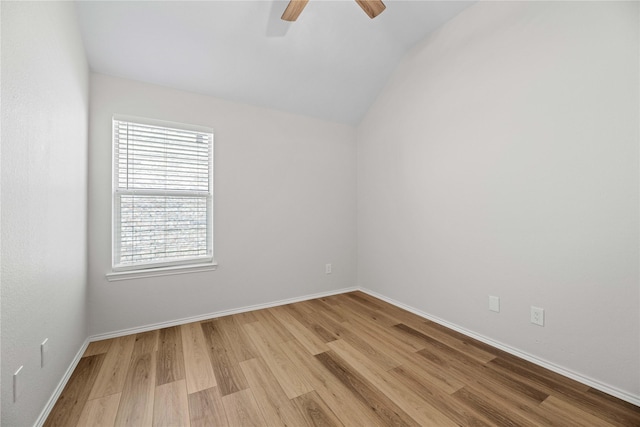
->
[113,117,213,270]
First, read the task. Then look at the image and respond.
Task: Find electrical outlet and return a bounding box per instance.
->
[531,306,544,326]
[325,263,332,274]
[14,366,23,402]
[489,296,500,313]
[41,338,49,367]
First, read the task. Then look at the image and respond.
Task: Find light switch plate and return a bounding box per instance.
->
[489,295,500,313]
[14,366,23,402]
[41,338,49,367]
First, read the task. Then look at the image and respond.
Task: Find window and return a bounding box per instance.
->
[110,115,214,276]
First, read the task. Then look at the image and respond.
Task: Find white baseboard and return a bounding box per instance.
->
[359,287,640,407]
[88,286,358,342]
[34,338,90,427]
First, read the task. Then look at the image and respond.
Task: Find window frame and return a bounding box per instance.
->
[108,115,216,279]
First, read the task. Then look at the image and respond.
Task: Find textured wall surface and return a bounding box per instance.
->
[88,74,357,336]
[358,1,639,398]
[1,2,89,425]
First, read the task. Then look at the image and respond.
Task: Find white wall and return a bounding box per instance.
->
[358,1,639,399]
[88,74,357,336]
[1,2,89,425]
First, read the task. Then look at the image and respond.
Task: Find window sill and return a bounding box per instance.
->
[106,261,218,282]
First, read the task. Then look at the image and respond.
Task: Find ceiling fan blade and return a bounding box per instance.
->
[355,0,386,19]
[281,0,309,21]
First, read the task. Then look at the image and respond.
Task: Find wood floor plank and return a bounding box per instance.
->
[180,322,217,394]
[76,393,121,427]
[336,324,403,371]
[216,315,257,362]
[319,294,343,306]
[243,321,314,398]
[540,395,618,427]
[411,326,545,402]
[511,357,588,392]
[303,306,402,371]
[270,305,330,355]
[284,302,339,343]
[420,319,515,361]
[240,356,308,426]
[114,352,156,426]
[452,386,540,427]
[416,341,551,411]
[367,299,439,332]
[44,354,105,427]
[335,295,400,328]
[232,310,259,324]
[251,308,295,342]
[153,379,190,427]
[88,334,136,400]
[388,365,490,427]
[83,339,113,358]
[371,299,507,364]
[490,355,588,394]
[488,356,636,426]
[292,391,344,427]
[188,387,228,427]
[222,389,266,427]
[481,362,551,403]
[345,311,424,353]
[307,298,347,323]
[347,315,426,353]
[390,353,465,394]
[340,318,417,368]
[544,391,637,427]
[353,291,404,309]
[394,322,497,364]
[327,339,458,426]
[156,326,185,386]
[346,291,387,309]
[281,339,385,427]
[201,319,248,396]
[586,388,640,421]
[459,380,562,427]
[132,330,159,357]
[315,350,421,427]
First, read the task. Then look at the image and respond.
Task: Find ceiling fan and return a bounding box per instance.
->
[281,0,386,21]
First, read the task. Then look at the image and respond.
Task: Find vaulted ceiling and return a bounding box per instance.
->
[76,1,473,124]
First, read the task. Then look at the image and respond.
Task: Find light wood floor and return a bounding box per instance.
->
[45,291,640,426]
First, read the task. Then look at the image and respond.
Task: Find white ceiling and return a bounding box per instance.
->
[76,0,473,124]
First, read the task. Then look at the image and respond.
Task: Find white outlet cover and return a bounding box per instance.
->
[531,306,545,326]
